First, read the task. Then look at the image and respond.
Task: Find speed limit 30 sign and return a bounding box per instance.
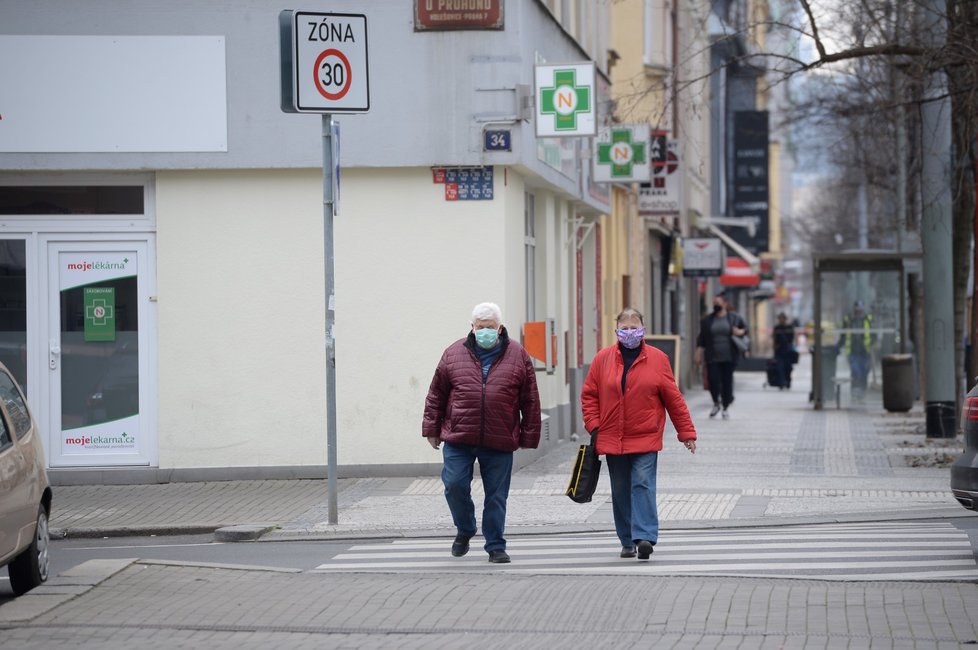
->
[283,11,369,113]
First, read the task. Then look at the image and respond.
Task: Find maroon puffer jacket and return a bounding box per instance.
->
[422,327,541,452]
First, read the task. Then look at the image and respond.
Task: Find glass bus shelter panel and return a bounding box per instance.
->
[816,269,902,407]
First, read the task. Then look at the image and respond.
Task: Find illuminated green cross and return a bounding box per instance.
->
[596,128,648,178]
[539,69,591,131]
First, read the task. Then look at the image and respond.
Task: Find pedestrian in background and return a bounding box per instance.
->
[422,302,541,564]
[841,300,875,401]
[694,292,748,419]
[581,308,697,560]
[772,312,797,389]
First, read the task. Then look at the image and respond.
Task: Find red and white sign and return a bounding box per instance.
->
[720,257,760,287]
[292,12,369,113]
[639,139,682,214]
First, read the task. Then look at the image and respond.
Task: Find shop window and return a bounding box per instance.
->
[0,186,143,215]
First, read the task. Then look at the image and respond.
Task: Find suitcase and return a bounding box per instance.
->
[765,358,786,389]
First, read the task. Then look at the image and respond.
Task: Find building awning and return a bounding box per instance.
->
[720,257,760,287]
[702,223,760,286]
[704,224,760,270]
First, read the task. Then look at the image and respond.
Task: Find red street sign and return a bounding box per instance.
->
[414,0,503,31]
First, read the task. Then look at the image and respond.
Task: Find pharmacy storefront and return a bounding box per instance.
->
[0,185,158,469]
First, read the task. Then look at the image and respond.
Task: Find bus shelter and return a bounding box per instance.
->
[812,252,919,410]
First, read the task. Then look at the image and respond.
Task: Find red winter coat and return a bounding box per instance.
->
[581,343,696,455]
[422,327,541,452]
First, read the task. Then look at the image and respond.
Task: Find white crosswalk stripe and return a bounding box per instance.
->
[311,521,978,581]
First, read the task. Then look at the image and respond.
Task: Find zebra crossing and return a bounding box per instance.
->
[311,521,978,581]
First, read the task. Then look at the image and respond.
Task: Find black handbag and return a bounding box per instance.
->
[566,442,601,503]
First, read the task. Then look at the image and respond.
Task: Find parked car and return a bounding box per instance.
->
[951,384,978,510]
[0,363,52,595]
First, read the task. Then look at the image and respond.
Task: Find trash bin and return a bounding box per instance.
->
[820,344,838,405]
[882,354,914,412]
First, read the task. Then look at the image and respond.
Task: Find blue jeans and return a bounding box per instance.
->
[606,452,659,547]
[441,442,514,552]
[849,352,870,389]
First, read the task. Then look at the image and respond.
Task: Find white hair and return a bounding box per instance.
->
[471,302,502,325]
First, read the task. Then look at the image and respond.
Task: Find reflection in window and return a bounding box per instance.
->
[0,240,27,392]
[61,276,139,427]
[0,414,10,448]
[0,371,31,438]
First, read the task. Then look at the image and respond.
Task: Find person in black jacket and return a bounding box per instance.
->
[772,312,797,389]
[694,293,748,419]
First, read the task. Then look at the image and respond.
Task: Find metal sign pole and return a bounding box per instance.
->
[322,113,338,524]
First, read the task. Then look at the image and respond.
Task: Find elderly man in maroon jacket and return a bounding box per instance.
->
[423,302,541,563]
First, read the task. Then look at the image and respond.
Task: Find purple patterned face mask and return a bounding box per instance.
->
[616,327,645,349]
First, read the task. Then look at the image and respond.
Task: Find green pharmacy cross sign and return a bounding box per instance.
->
[593,125,652,183]
[534,63,596,137]
[84,287,116,342]
[539,70,591,131]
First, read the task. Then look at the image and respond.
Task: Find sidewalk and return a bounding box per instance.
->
[13,356,976,647]
[48,354,968,541]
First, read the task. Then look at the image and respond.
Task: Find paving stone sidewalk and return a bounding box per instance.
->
[3,557,977,648]
[12,357,978,648]
[48,355,969,541]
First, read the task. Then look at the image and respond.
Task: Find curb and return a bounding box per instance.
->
[254,507,974,543]
[213,524,278,542]
[50,525,223,539]
[49,507,973,543]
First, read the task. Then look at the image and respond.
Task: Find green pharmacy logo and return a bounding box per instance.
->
[597,128,648,178]
[84,287,116,342]
[539,69,591,131]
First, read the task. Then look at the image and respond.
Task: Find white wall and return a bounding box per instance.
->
[333,167,514,465]
[155,170,328,468]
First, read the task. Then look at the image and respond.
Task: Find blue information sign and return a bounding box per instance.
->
[444,166,493,200]
[483,130,512,152]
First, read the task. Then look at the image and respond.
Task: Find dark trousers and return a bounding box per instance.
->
[775,351,794,387]
[707,361,735,408]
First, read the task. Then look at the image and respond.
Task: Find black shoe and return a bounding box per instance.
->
[488,550,511,563]
[451,533,473,557]
[620,546,637,558]
[637,540,655,560]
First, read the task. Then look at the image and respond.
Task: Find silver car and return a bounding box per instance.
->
[0,363,52,595]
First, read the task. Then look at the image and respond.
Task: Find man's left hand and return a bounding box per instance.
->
[427,437,440,450]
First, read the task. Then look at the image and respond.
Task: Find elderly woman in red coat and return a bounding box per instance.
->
[581,308,697,560]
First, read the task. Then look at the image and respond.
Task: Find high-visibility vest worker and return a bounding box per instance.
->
[843,312,872,355]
